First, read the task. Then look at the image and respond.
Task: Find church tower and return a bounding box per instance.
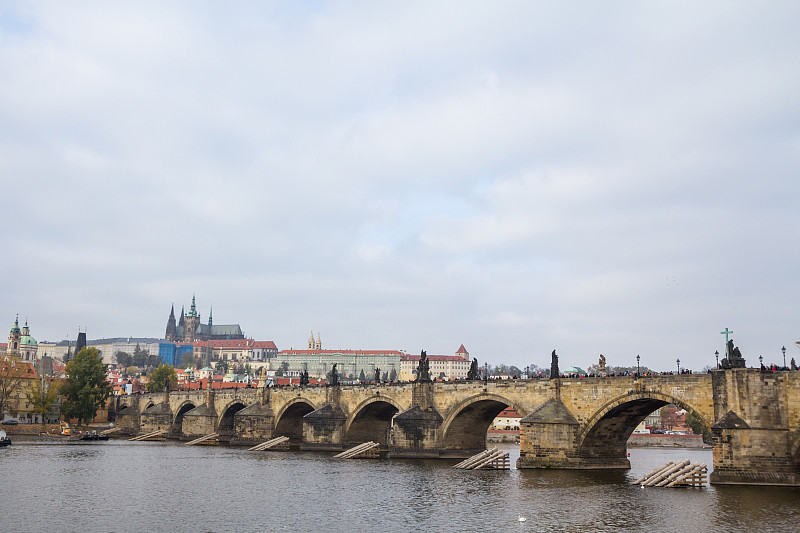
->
[315,333,322,350]
[7,315,21,356]
[165,305,177,341]
[308,331,315,350]
[19,318,37,362]
[183,295,201,342]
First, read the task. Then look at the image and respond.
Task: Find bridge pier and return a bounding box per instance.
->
[389,382,445,457]
[115,394,141,434]
[709,369,800,486]
[141,402,173,434]
[302,404,347,451]
[232,404,275,445]
[302,386,347,451]
[390,405,444,457]
[181,388,217,439]
[517,397,587,469]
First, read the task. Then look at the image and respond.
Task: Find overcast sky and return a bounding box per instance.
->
[1,1,798,372]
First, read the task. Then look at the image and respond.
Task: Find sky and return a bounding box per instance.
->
[1,1,799,372]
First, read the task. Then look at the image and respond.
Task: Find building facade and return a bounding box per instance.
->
[270,349,403,380]
[252,341,278,361]
[399,345,472,381]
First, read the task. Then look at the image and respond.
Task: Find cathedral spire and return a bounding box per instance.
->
[166,304,177,341]
[208,306,213,326]
[188,294,198,318]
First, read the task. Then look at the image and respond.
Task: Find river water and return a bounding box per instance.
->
[1,437,798,533]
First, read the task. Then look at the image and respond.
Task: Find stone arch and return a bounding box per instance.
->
[144,402,155,412]
[172,401,197,436]
[439,393,524,454]
[218,400,248,435]
[274,398,317,446]
[577,390,711,468]
[344,397,403,447]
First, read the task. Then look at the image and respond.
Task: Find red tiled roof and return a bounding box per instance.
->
[2,360,38,378]
[253,341,277,350]
[185,378,251,390]
[456,344,468,355]
[274,377,325,386]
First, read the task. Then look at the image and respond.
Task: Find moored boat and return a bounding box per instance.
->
[78,430,109,441]
[0,429,11,447]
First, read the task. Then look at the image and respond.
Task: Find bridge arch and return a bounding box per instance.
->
[344,397,403,447]
[218,400,248,435]
[274,398,317,446]
[577,390,711,466]
[173,401,197,436]
[439,393,525,454]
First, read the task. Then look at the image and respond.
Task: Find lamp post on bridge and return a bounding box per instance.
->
[715,350,719,369]
[782,346,786,369]
[676,358,680,374]
[759,355,763,368]
[636,355,640,377]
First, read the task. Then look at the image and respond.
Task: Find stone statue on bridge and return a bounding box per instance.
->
[467,358,479,380]
[721,339,746,369]
[300,370,309,386]
[375,367,381,383]
[550,350,559,379]
[599,354,606,373]
[416,350,431,382]
[329,364,339,386]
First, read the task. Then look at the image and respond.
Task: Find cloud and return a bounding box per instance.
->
[1,1,799,370]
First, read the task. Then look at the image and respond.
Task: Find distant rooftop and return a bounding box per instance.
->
[41,337,163,346]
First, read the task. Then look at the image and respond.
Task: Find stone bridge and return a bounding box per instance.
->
[115,368,800,486]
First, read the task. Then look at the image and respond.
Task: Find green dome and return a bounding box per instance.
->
[20,335,37,346]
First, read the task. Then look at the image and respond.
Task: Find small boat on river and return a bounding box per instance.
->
[78,431,109,441]
[0,429,11,447]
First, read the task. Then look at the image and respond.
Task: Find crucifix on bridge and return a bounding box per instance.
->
[720,328,734,350]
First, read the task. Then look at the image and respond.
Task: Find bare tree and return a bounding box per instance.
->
[0,358,29,418]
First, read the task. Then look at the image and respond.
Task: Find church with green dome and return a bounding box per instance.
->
[7,315,38,363]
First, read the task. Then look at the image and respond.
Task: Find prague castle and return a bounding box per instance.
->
[164,296,244,343]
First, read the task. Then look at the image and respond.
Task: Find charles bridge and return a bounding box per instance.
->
[115,368,800,486]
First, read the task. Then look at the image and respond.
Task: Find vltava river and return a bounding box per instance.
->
[1,437,798,533]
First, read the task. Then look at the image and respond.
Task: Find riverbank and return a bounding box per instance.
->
[487,429,519,443]
[628,434,709,448]
[1,423,62,436]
